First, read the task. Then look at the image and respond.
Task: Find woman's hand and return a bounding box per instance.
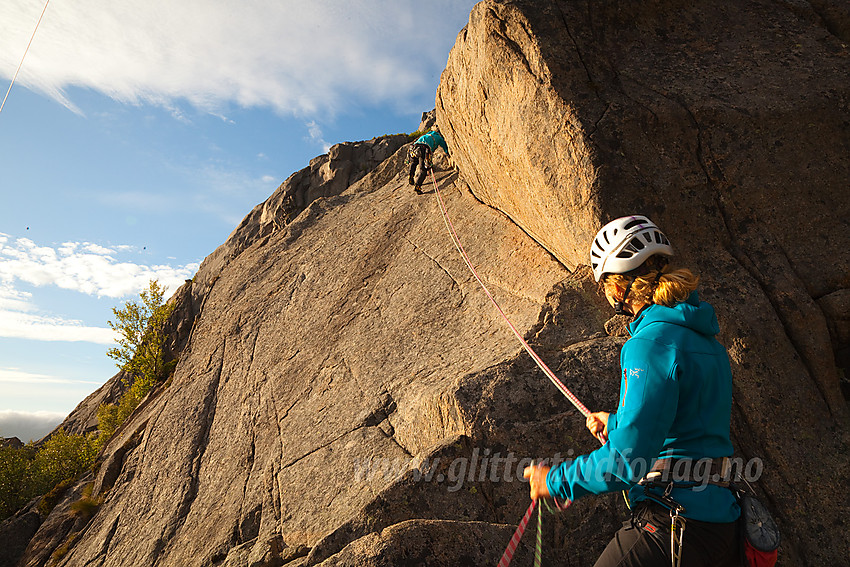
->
[586,411,610,442]
[523,464,551,500]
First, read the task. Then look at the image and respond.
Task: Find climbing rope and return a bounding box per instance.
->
[534,498,543,567]
[495,495,560,567]
[1,0,51,116]
[497,499,536,567]
[428,168,597,422]
[428,167,611,565]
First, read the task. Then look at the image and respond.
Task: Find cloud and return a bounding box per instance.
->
[0,1,477,118]
[0,409,66,443]
[0,234,199,299]
[0,235,199,343]
[0,281,117,343]
[0,304,118,344]
[0,368,101,385]
[306,120,331,153]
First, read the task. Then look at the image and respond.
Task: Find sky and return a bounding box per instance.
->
[0,0,478,442]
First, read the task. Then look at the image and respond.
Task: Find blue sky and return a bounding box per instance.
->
[0,0,478,441]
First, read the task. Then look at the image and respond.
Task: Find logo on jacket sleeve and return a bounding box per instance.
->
[621,366,646,407]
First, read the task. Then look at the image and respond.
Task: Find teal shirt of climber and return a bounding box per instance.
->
[414,131,449,155]
[546,291,740,523]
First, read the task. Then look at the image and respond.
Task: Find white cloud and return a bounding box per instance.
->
[0,409,66,442]
[0,234,199,299]
[0,282,117,343]
[0,368,101,385]
[0,306,118,344]
[306,120,331,153]
[0,0,477,118]
[0,284,34,313]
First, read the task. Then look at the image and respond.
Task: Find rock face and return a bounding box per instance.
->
[10,1,850,566]
[435,0,850,563]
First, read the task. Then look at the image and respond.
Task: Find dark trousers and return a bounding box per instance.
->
[594,501,740,567]
[408,143,431,187]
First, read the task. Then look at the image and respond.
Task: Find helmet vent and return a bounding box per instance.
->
[623,219,645,230]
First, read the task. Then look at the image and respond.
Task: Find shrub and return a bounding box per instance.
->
[98,280,176,449]
[107,279,175,385]
[0,281,177,521]
[0,431,98,521]
[0,444,34,518]
[70,495,102,521]
[37,477,75,517]
[30,431,98,496]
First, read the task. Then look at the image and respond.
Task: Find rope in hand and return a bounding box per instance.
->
[1,0,51,116]
[427,167,609,565]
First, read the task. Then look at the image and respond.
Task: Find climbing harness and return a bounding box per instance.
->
[1,0,51,116]
[428,168,598,427]
[637,475,688,567]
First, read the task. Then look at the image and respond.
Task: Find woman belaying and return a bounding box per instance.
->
[524,215,741,567]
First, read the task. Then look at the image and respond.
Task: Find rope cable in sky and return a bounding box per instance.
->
[0,0,51,117]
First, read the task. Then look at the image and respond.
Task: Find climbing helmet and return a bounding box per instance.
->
[590,215,673,282]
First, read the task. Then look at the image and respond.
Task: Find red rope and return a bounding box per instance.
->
[497,499,536,567]
[429,168,595,420]
[428,166,608,565]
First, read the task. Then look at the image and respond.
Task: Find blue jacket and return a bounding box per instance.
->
[546,292,740,523]
[414,131,449,155]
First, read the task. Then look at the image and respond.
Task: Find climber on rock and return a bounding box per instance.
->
[524,215,742,567]
[408,127,449,194]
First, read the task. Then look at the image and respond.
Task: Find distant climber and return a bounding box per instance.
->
[408,127,449,194]
[524,215,743,567]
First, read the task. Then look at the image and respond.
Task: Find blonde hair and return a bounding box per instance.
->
[603,263,699,308]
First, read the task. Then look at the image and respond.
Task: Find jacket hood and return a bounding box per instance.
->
[629,291,720,337]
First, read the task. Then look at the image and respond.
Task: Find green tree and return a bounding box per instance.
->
[29,431,97,497]
[0,432,98,521]
[99,280,176,448]
[107,279,175,384]
[0,444,33,518]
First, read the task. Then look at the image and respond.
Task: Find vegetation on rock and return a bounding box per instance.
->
[0,281,176,522]
[0,431,97,520]
[98,279,176,444]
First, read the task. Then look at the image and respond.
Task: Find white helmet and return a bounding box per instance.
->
[590,215,673,282]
